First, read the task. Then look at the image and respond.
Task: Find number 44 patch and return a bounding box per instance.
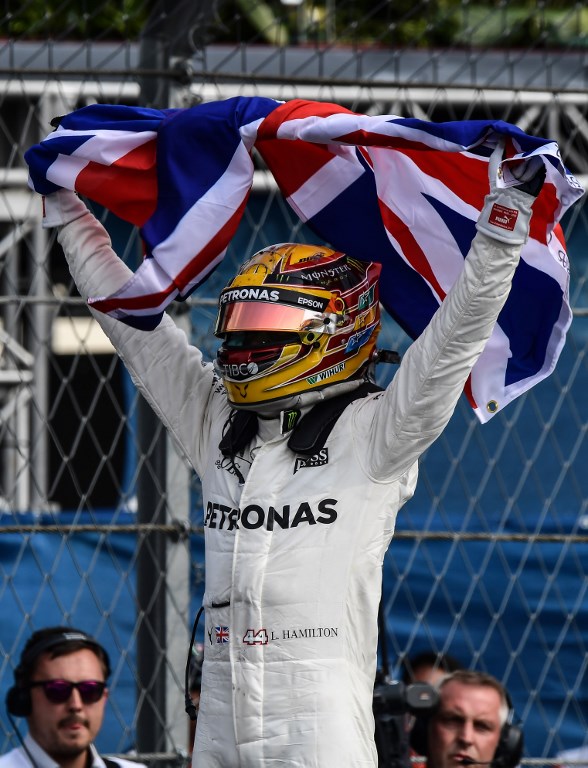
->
[242,628,269,645]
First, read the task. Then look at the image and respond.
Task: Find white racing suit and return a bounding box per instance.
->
[56,184,532,767]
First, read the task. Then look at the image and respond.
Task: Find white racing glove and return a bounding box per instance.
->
[42,189,89,228]
[476,140,546,245]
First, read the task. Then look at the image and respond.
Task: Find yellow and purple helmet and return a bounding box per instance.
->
[214,243,381,407]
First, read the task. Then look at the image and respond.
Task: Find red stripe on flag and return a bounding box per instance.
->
[258,104,489,209]
[357,146,374,169]
[306,127,488,211]
[257,138,337,199]
[256,99,356,198]
[379,199,447,301]
[257,99,356,140]
[380,184,478,409]
[397,148,487,210]
[395,150,557,248]
[529,183,558,245]
[90,191,250,313]
[464,374,478,410]
[175,192,251,287]
[76,140,157,226]
[326,129,489,212]
[552,221,566,251]
[332,129,438,154]
[89,279,177,314]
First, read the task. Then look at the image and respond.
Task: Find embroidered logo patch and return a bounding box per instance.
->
[489,203,519,231]
[294,448,329,474]
[281,409,301,433]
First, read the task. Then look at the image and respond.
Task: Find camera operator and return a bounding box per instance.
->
[373,674,439,768]
[410,670,523,768]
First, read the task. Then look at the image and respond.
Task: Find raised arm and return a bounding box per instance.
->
[362,144,546,480]
[45,191,224,475]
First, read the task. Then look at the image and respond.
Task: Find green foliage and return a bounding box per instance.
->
[1,0,149,40]
[211,0,588,49]
[1,0,586,48]
[452,2,588,48]
[330,0,457,46]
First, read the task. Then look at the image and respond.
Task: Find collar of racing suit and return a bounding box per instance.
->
[219,377,379,460]
[239,377,367,420]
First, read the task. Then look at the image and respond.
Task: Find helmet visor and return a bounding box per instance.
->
[215,301,336,337]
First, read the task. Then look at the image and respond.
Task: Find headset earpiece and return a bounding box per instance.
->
[6,684,32,718]
[494,720,524,768]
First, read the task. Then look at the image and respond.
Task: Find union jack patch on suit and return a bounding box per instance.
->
[215,626,229,644]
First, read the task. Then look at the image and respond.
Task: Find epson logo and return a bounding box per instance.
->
[221,287,280,305]
[296,296,324,310]
[204,498,338,530]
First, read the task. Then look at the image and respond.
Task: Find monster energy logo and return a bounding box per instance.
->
[306,362,345,385]
[280,409,301,433]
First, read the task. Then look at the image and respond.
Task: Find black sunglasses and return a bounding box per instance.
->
[29,679,106,705]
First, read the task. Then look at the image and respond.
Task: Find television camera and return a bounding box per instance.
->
[373,674,439,768]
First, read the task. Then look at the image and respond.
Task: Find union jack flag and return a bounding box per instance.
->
[24,97,584,422]
[215,626,229,644]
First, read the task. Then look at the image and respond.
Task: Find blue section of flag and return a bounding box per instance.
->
[26,134,92,194]
[58,103,171,132]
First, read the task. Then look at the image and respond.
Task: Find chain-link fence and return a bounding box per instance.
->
[1,1,588,764]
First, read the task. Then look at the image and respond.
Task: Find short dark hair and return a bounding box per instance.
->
[17,626,111,686]
[401,651,463,684]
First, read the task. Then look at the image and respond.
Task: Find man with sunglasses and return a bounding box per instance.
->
[2,627,143,768]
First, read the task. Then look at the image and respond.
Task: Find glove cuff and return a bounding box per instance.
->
[42,189,88,228]
[475,188,534,245]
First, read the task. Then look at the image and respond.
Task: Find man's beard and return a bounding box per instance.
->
[51,716,91,758]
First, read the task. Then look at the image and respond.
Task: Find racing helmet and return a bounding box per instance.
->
[214,243,382,406]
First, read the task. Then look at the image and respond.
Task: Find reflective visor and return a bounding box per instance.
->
[215,301,335,336]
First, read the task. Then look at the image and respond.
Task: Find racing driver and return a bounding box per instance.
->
[39,142,544,767]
